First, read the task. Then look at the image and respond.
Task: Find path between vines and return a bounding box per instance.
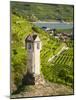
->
[11,81,73,98]
[48,45,69,62]
[11,45,73,99]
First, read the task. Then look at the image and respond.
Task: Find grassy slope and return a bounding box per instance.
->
[11,14,62,88]
[11,13,73,93]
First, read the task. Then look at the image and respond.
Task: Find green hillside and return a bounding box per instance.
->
[11,2,74,94]
[11,14,61,89]
[11,2,74,22]
[11,14,74,93]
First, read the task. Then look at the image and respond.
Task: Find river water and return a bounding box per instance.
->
[33,22,73,29]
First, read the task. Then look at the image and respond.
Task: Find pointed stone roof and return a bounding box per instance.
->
[25,33,40,42]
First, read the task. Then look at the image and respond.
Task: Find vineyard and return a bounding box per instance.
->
[11,14,65,92]
[52,48,73,66]
[11,9,74,94]
[41,47,74,87]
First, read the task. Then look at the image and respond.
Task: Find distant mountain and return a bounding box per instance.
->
[11,1,74,22]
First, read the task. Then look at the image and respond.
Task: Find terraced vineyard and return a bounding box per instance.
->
[52,48,73,66]
[11,2,74,97]
[11,14,65,93]
[11,7,73,94]
[41,47,74,87]
[11,14,74,92]
[41,41,65,62]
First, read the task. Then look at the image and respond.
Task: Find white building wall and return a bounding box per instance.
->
[26,36,41,76]
[34,42,40,75]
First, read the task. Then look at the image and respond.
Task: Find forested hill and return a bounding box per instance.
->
[11,1,74,22]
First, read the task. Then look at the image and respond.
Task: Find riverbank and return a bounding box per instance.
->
[32,21,73,30]
[32,21,73,24]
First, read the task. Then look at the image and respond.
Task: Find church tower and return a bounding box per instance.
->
[25,33,42,80]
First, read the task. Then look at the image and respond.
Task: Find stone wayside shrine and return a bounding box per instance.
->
[25,33,45,85]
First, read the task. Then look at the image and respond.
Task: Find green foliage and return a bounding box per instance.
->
[11,14,64,90]
[11,2,73,22]
[41,46,74,87]
[11,14,33,90]
[11,6,74,93]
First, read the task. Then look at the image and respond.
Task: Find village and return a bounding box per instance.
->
[41,26,73,42]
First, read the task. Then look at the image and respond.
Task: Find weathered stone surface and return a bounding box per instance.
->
[34,74,45,85]
[11,80,73,98]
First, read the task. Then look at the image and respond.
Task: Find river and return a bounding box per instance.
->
[32,22,73,29]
